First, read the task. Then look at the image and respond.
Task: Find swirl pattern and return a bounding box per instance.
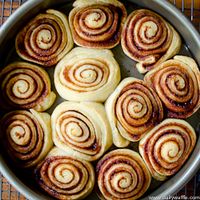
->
[69,0,127,49]
[16,9,73,67]
[54,47,120,102]
[96,149,151,200]
[0,109,53,168]
[0,62,56,111]
[121,9,181,74]
[51,101,112,161]
[35,147,95,200]
[144,56,200,118]
[105,77,163,147]
[139,119,196,181]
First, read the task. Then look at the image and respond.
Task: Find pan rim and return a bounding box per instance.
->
[0,0,199,199]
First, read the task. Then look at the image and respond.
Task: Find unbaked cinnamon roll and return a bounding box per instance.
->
[144,56,200,118]
[96,149,151,200]
[139,119,196,181]
[69,0,127,49]
[0,109,53,168]
[121,9,181,74]
[16,9,73,67]
[0,62,56,111]
[35,147,95,200]
[51,101,112,161]
[54,47,121,102]
[105,77,163,147]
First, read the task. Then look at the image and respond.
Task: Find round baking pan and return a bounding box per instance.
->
[0,0,200,199]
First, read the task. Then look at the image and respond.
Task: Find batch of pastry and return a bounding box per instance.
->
[0,0,200,199]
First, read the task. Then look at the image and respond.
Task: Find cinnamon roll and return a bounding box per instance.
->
[105,77,163,147]
[16,9,73,67]
[51,101,112,161]
[139,119,196,181]
[121,9,181,74]
[144,56,200,118]
[0,62,56,111]
[69,0,127,49]
[96,149,151,200]
[54,47,121,102]
[35,147,95,200]
[0,109,53,168]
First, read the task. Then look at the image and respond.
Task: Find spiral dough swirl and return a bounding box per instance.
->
[139,119,196,181]
[144,56,200,118]
[69,0,127,48]
[121,9,181,73]
[35,147,95,200]
[0,62,56,112]
[51,102,112,161]
[54,47,120,102]
[105,77,163,147]
[96,149,151,200]
[15,9,73,67]
[0,110,52,168]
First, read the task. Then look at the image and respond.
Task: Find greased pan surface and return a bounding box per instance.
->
[0,0,200,199]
